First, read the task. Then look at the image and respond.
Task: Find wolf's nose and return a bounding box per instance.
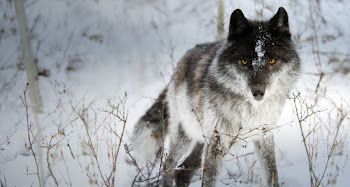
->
[251,85,265,101]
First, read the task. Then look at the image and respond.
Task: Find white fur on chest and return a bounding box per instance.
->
[202,94,284,143]
[240,97,283,131]
[167,80,284,146]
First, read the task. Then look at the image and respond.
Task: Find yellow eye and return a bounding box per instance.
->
[269,59,276,64]
[241,59,247,65]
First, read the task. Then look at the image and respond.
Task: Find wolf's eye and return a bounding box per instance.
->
[269,59,276,64]
[240,59,248,65]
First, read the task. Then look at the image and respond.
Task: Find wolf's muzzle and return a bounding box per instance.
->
[251,84,265,101]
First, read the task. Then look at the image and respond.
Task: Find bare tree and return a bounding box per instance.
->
[293,92,348,187]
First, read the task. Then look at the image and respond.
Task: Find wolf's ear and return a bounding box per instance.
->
[228,9,250,41]
[270,7,291,38]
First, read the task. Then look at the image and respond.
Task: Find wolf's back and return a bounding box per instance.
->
[130,88,169,163]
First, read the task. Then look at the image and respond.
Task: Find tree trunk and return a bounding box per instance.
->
[14,0,42,113]
[14,0,44,186]
[216,0,225,41]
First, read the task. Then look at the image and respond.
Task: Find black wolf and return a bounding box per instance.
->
[131,7,300,187]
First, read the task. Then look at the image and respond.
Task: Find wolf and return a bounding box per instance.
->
[131,7,300,187]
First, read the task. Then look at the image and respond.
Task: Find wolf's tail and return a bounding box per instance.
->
[130,88,169,164]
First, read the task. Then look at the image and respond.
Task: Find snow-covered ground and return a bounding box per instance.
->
[1,0,350,186]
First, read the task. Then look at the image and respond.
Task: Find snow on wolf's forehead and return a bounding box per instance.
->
[253,25,271,69]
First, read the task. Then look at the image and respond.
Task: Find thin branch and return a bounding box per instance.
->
[21,84,41,187]
[71,103,109,187]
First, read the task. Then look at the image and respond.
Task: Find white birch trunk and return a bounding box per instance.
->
[14,0,42,113]
[14,0,44,186]
[216,0,225,41]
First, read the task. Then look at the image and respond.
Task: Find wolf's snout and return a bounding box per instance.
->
[251,85,265,101]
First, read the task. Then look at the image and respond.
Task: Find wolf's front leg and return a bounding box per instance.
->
[202,133,227,187]
[254,135,279,187]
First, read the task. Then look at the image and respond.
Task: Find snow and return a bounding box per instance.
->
[253,26,267,69]
[1,0,350,186]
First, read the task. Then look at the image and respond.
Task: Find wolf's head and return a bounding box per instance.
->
[214,7,300,103]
